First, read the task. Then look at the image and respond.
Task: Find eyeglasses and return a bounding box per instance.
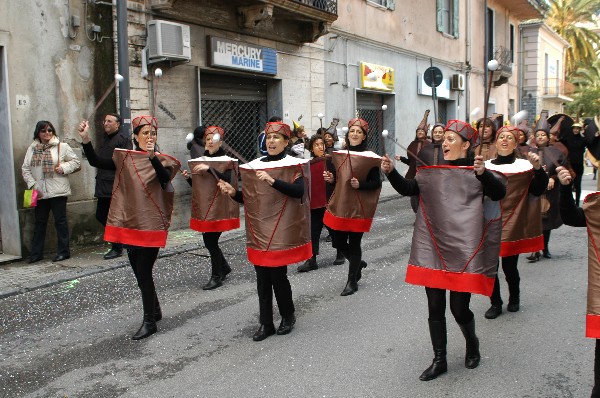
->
[40,128,54,133]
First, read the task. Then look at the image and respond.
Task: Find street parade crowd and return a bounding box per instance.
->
[20,106,600,396]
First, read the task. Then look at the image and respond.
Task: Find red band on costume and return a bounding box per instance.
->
[587,314,600,338]
[323,210,373,232]
[405,264,495,297]
[499,235,544,257]
[190,218,240,233]
[105,225,168,248]
[247,242,312,267]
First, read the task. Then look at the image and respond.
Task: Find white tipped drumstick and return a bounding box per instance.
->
[86,74,124,120]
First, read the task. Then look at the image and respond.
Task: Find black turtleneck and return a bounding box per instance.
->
[491,152,516,165]
[386,156,505,200]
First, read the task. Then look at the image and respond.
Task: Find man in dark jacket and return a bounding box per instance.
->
[92,113,132,259]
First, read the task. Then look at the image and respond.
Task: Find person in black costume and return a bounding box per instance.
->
[381,120,506,381]
[85,113,132,260]
[561,122,587,206]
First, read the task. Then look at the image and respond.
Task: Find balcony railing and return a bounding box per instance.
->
[542,78,575,97]
[289,0,337,14]
[491,46,513,87]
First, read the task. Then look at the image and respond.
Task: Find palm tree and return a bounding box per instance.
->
[545,0,600,77]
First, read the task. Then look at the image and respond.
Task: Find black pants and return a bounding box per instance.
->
[573,163,584,206]
[254,265,294,325]
[310,207,326,256]
[202,232,223,276]
[30,196,70,258]
[333,230,364,273]
[96,197,122,251]
[127,247,160,316]
[490,255,520,305]
[426,287,473,325]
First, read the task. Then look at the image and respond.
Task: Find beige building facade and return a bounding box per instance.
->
[2,0,550,258]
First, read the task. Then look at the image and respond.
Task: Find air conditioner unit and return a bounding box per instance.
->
[451,73,465,91]
[147,20,191,62]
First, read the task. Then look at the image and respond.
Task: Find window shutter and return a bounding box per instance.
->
[387,0,395,10]
[452,0,459,37]
[436,0,444,33]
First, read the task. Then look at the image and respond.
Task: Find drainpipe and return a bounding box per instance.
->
[465,0,471,121]
[116,0,131,131]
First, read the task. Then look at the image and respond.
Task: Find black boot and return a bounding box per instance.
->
[298,256,318,272]
[419,319,447,381]
[203,255,224,290]
[356,260,368,282]
[542,248,551,259]
[220,252,231,279]
[203,275,222,290]
[340,260,359,296]
[333,250,345,265]
[458,318,480,369]
[154,295,162,321]
[132,313,157,340]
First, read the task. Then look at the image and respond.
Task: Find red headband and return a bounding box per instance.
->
[347,118,369,134]
[496,126,520,141]
[204,126,225,139]
[132,115,158,131]
[445,120,477,144]
[265,122,291,138]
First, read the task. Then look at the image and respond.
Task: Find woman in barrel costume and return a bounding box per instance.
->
[381,119,506,381]
[186,126,238,290]
[323,118,382,296]
[557,165,600,397]
[79,115,180,340]
[418,123,448,166]
[218,121,311,341]
[483,125,548,320]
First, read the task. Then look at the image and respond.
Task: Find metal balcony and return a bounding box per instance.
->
[491,46,513,87]
[492,0,546,20]
[150,0,338,44]
[542,78,575,100]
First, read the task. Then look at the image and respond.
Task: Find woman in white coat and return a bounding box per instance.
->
[22,121,80,263]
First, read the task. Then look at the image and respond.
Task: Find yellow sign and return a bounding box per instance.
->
[360,62,394,91]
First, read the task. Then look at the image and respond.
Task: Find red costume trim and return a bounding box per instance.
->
[323,210,373,232]
[587,314,600,338]
[105,225,167,248]
[499,235,543,257]
[190,218,240,233]
[247,242,312,267]
[405,264,495,296]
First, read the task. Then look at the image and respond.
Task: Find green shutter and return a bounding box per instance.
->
[437,0,444,33]
[387,0,395,10]
[452,0,459,37]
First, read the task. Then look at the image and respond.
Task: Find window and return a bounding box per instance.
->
[509,24,515,63]
[366,0,395,10]
[486,8,495,61]
[437,0,459,37]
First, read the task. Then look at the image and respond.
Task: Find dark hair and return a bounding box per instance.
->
[33,120,57,141]
[345,129,368,151]
[187,125,205,150]
[268,116,283,123]
[308,134,325,157]
[316,127,327,135]
[105,113,122,126]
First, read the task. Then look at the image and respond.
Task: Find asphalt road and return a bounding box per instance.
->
[0,195,594,398]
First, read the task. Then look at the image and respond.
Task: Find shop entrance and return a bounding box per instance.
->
[200,73,269,162]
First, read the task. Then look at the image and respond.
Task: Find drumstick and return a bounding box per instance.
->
[382,130,428,167]
[86,74,123,120]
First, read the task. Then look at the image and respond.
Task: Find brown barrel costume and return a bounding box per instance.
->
[240,156,311,266]
[405,166,504,296]
[309,157,328,210]
[323,150,382,232]
[485,159,544,256]
[584,193,600,338]
[104,148,181,247]
[189,156,240,232]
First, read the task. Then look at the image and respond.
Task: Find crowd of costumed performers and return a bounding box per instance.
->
[71,103,600,395]
[381,119,506,380]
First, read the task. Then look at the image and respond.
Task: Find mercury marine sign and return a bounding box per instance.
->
[208,36,277,75]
